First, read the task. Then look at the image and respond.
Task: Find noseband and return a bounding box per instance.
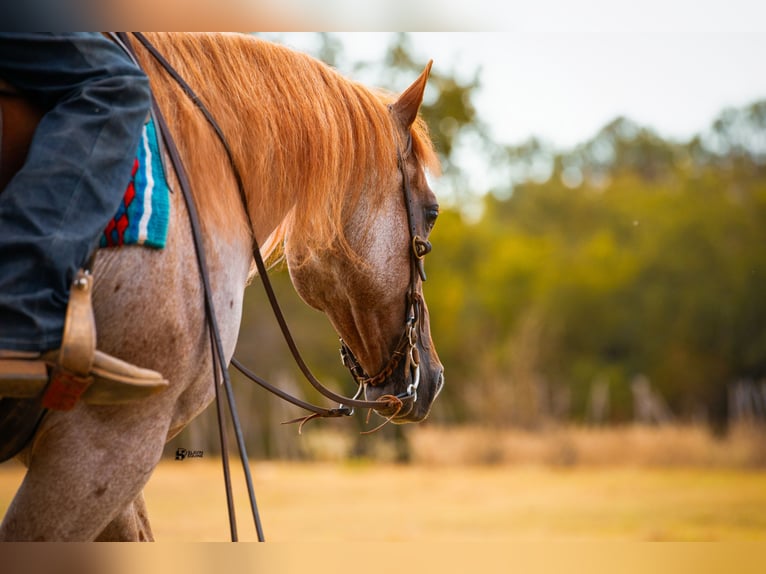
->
[339,143,432,405]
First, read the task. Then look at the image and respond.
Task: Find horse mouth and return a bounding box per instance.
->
[369,369,444,423]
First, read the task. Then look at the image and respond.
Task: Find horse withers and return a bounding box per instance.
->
[0,33,443,541]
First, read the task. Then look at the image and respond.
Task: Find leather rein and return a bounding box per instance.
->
[126,33,431,422]
[128,32,428,420]
[113,33,431,540]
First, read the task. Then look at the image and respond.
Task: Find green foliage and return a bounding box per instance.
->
[425,101,766,427]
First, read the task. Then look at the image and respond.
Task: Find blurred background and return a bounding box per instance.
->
[166,30,766,470]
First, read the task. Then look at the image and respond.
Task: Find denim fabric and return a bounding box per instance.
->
[0,33,151,351]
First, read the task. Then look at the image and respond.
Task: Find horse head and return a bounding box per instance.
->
[286,62,444,423]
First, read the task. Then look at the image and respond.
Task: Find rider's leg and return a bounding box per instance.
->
[0,33,166,402]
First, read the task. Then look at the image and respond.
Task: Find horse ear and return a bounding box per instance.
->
[391,60,433,130]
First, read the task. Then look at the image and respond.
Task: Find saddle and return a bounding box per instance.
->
[0,80,167,462]
[0,79,40,189]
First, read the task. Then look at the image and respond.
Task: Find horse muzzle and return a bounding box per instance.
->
[366,357,444,423]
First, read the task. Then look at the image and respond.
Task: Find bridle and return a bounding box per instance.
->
[339,140,433,408]
[117,33,435,541]
[233,142,432,425]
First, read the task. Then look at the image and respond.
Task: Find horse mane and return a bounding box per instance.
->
[136,33,439,262]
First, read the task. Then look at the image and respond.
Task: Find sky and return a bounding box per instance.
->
[271,3,766,150]
[265,5,766,201]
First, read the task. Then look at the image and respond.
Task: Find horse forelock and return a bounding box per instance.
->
[135,33,439,263]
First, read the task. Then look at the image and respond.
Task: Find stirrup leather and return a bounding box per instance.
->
[41,269,96,410]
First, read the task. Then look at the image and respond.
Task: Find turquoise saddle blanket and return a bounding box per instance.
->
[100,118,170,249]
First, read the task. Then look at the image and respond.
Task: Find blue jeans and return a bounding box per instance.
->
[0,33,151,352]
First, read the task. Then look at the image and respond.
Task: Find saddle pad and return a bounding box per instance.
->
[100,118,170,249]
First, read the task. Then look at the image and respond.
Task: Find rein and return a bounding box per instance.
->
[130,32,407,419]
[114,31,262,543]
[115,33,430,541]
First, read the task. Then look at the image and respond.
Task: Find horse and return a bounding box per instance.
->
[0,32,444,541]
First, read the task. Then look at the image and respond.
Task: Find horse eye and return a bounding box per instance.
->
[425,205,439,229]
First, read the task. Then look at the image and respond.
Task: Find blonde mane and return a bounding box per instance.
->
[134,33,439,260]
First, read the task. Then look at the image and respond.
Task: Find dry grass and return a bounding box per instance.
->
[1,425,765,542]
[142,461,766,541]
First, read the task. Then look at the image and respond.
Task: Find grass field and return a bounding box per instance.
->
[2,458,764,541]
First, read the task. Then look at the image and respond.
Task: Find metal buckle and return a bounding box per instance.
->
[412,235,431,259]
[412,236,431,281]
